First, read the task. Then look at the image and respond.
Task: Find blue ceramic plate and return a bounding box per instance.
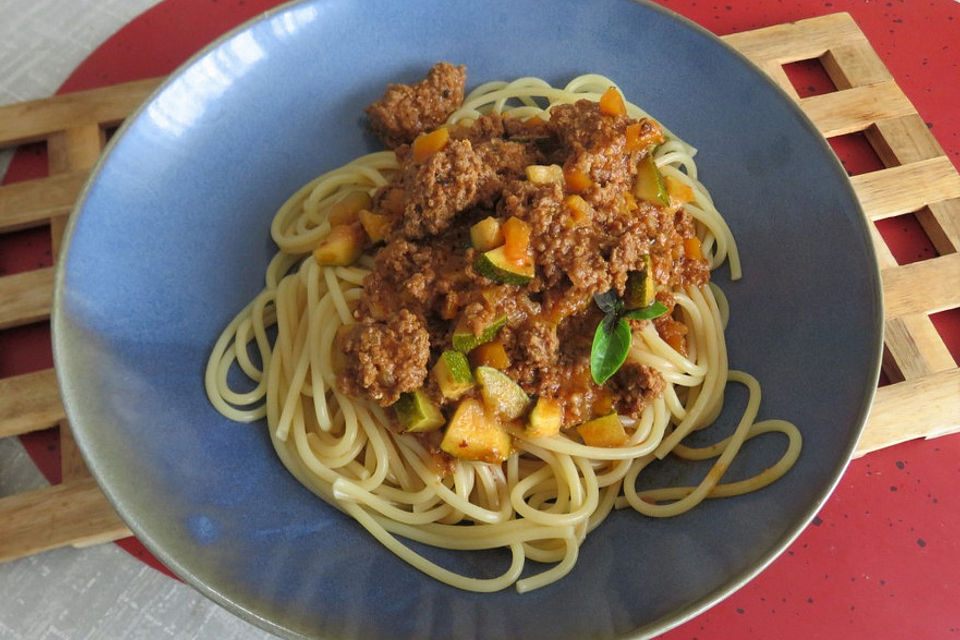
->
[54,1,882,638]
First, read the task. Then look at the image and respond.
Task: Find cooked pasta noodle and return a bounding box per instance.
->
[205,74,801,593]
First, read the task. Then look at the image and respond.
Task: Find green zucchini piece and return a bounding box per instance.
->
[452,314,507,353]
[633,154,669,207]
[393,389,444,432]
[431,350,475,400]
[475,366,531,421]
[474,246,535,285]
[623,255,656,310]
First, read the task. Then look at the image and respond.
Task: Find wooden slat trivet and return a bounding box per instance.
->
[0,12,957,563]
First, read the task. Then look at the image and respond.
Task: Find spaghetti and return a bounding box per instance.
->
[205,72,802,593]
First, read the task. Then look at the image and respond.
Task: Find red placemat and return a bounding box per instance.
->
[2,0,958,637]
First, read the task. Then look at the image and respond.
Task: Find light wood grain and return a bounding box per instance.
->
[0,170,88,233]
[856,369,960,456]
[0,369,64,438]
[820,41,892,89]
[0,267,54,330]
[884,314,957,379]
[722,12,862,65]
[881,253,960,318]
[0,478,130,563]
[868,114,945,166]
[59,419,91,486]
[799,81,914,138]
[918,199,960,255]
[0,77,161,147]
[852,156,960,220]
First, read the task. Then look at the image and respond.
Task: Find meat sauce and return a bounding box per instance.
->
[338,63,709,432]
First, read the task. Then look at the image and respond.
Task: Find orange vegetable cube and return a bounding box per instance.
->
[683,236,703,261]
[563,166,593,193]
[665,176,695,204]
[412,126,450,162]
[469,341,511,370]
[599,86,627,117]
[564,195,594,226]
[577,413,628,448]
[358,209,391,243]
[501,216,531,264]
[625,119,665,151]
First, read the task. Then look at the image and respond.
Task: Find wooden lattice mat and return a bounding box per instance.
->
[0,12,957,563]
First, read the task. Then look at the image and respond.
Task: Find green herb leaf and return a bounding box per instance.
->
[622,300,669,321]
[593,289,622,316]
[590,317,632,385]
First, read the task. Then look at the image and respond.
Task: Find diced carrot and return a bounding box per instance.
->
[599,86,627,117]
[327,191,372,226]
[502,216,531,264]
[666,176,695,204]
[564,195,593,226]
[469,341,511,370]
[525,115,546,126]
[358,209,391,243]
[665,332,686,354]
[412,126,450,162]
[625,119,665,151]
[563,165,592,193]
[684,236,703,261]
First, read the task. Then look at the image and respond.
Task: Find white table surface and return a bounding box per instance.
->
[0,2,275,638]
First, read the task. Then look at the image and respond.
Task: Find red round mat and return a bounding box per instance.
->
[2,0,958,636]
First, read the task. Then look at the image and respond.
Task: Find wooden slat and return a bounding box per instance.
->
[799,81,914,138]
[722,12,862,65]
[0,77,161,147]
[820,41,892,89]
[852,156,960,220]
[919,199,960,255]
[59,419,91,484]
[0,478,130,563]
[0,171,88,232]
[856,369,960,456]
[867,221,899,270]
[881,253,960,318]
[867,114,946,166]
[884,314,958,379]
[0,267,55,330]
[0,369,64,438]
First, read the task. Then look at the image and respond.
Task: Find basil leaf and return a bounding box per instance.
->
[622,300,669,321]
[593,289,622,316]
[590,317,632,385]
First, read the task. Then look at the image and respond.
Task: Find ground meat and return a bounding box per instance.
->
[608,363,665,417]
[450,113,506,144]
[396,139,493,240]
[338,310,430,406]
[343,66,710,429]
[365,62,466,148]
[508,318,560,386]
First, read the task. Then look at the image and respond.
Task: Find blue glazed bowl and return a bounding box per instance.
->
[53,1,882,638]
